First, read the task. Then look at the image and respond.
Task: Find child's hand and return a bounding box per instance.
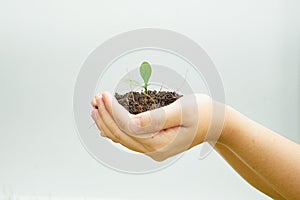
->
[91,92,213,161]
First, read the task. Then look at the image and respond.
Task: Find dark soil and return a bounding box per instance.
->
[115,90,182,114]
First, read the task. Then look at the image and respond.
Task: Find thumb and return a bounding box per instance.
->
[128,98,183,136]
[101,92,133,134]
[102,92,183,138]
[128,94,201,137]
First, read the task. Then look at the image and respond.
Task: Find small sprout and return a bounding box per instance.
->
[139,61,152,94]
[140,62,152,94]
[124,61,153,94]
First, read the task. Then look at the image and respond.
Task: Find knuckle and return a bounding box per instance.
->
[140,112,162,129]
[139,114,150,128]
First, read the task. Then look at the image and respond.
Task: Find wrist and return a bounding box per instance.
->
[194,96,231,146]
[217,105,235,146]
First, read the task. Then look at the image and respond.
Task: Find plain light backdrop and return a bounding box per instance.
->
[0,0,299,199]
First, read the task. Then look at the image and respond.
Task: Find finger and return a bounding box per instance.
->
[134,94,201,135]
[101,92,137,134]
[132,100,182,134]
[91,96,98,109]
[95,95,146,153]
[94,108,143,149]
[91,109,119,142]
[102,92,155,138]
[102,91,183,136]
[101,92,118,117]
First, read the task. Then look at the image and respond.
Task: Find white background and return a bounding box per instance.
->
[0,0,299,199]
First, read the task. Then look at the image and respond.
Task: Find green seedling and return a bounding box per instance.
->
[140,61,152,93]
[124,61,152,94]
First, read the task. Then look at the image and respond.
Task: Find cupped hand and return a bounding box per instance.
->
[91,92,213,161]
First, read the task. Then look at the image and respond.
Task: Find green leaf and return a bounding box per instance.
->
[139,61,152,85]
[123,78,141,86]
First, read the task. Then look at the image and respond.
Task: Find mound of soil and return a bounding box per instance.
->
[115,90,182,114]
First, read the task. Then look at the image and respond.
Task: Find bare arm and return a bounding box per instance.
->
[91,93,300,199]
[219,107,300,199]
[215,143,286,199]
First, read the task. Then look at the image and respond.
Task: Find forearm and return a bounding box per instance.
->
[215,143,285,199]
[219,106,300,199]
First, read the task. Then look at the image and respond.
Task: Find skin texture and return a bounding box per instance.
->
[91,92,300,199]
[214,143,286,199]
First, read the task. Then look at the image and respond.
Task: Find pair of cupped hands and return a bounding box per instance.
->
[91,92,214,161]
